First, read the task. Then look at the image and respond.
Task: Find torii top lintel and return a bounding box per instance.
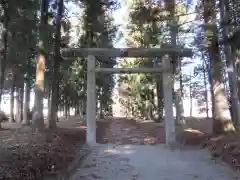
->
[60,48,193,58]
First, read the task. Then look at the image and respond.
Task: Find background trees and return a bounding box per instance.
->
[0,0,117,131]
[0,0,240,134]
[117,0,240,133]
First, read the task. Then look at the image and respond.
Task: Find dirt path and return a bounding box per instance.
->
[69,118,240,180]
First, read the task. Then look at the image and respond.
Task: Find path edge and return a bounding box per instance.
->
[55,143,92,180]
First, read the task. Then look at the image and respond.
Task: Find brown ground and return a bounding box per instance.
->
[2,116,238,179]
[0,117,86,180]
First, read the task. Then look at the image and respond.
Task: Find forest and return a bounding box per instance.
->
[0,0,240,179]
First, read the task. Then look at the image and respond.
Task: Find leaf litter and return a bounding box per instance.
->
[0,122,85,180]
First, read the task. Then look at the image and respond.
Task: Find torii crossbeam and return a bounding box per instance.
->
[61,47,192,58]
[61,47,193,146]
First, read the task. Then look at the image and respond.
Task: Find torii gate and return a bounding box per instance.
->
[61,48,192,146]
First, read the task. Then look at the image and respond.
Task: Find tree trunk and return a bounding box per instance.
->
[179,62,184,120]
[67,106,70,119]
[202,58,209,118]
[82,99,86,114]
[64,105,67,119]
[22,55,33,125]
[61,104,64,117]
[235,53,240,101]
[33,0,49,132]
[156,77,163,121]
[0,0,9,105]
[203,0,235,133]
[64,91,68,120]
[49,0,63,129]
[47,87,51,119]
[175,92,181,120]
[75,101,79,116]
[9,76,15,123]
[165,0,181,124]
[189,75,193,117]
[19,84,24,122]
[220,0,240,125]
[99,92,104,118]
[15,88,21,123]
[22,82,30,125]
[64,103,68,119]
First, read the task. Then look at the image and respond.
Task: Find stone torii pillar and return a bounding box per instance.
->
[162,55,175,144]
[86,55,96,145]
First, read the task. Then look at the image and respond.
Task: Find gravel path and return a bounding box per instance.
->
[68,118,240,180]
